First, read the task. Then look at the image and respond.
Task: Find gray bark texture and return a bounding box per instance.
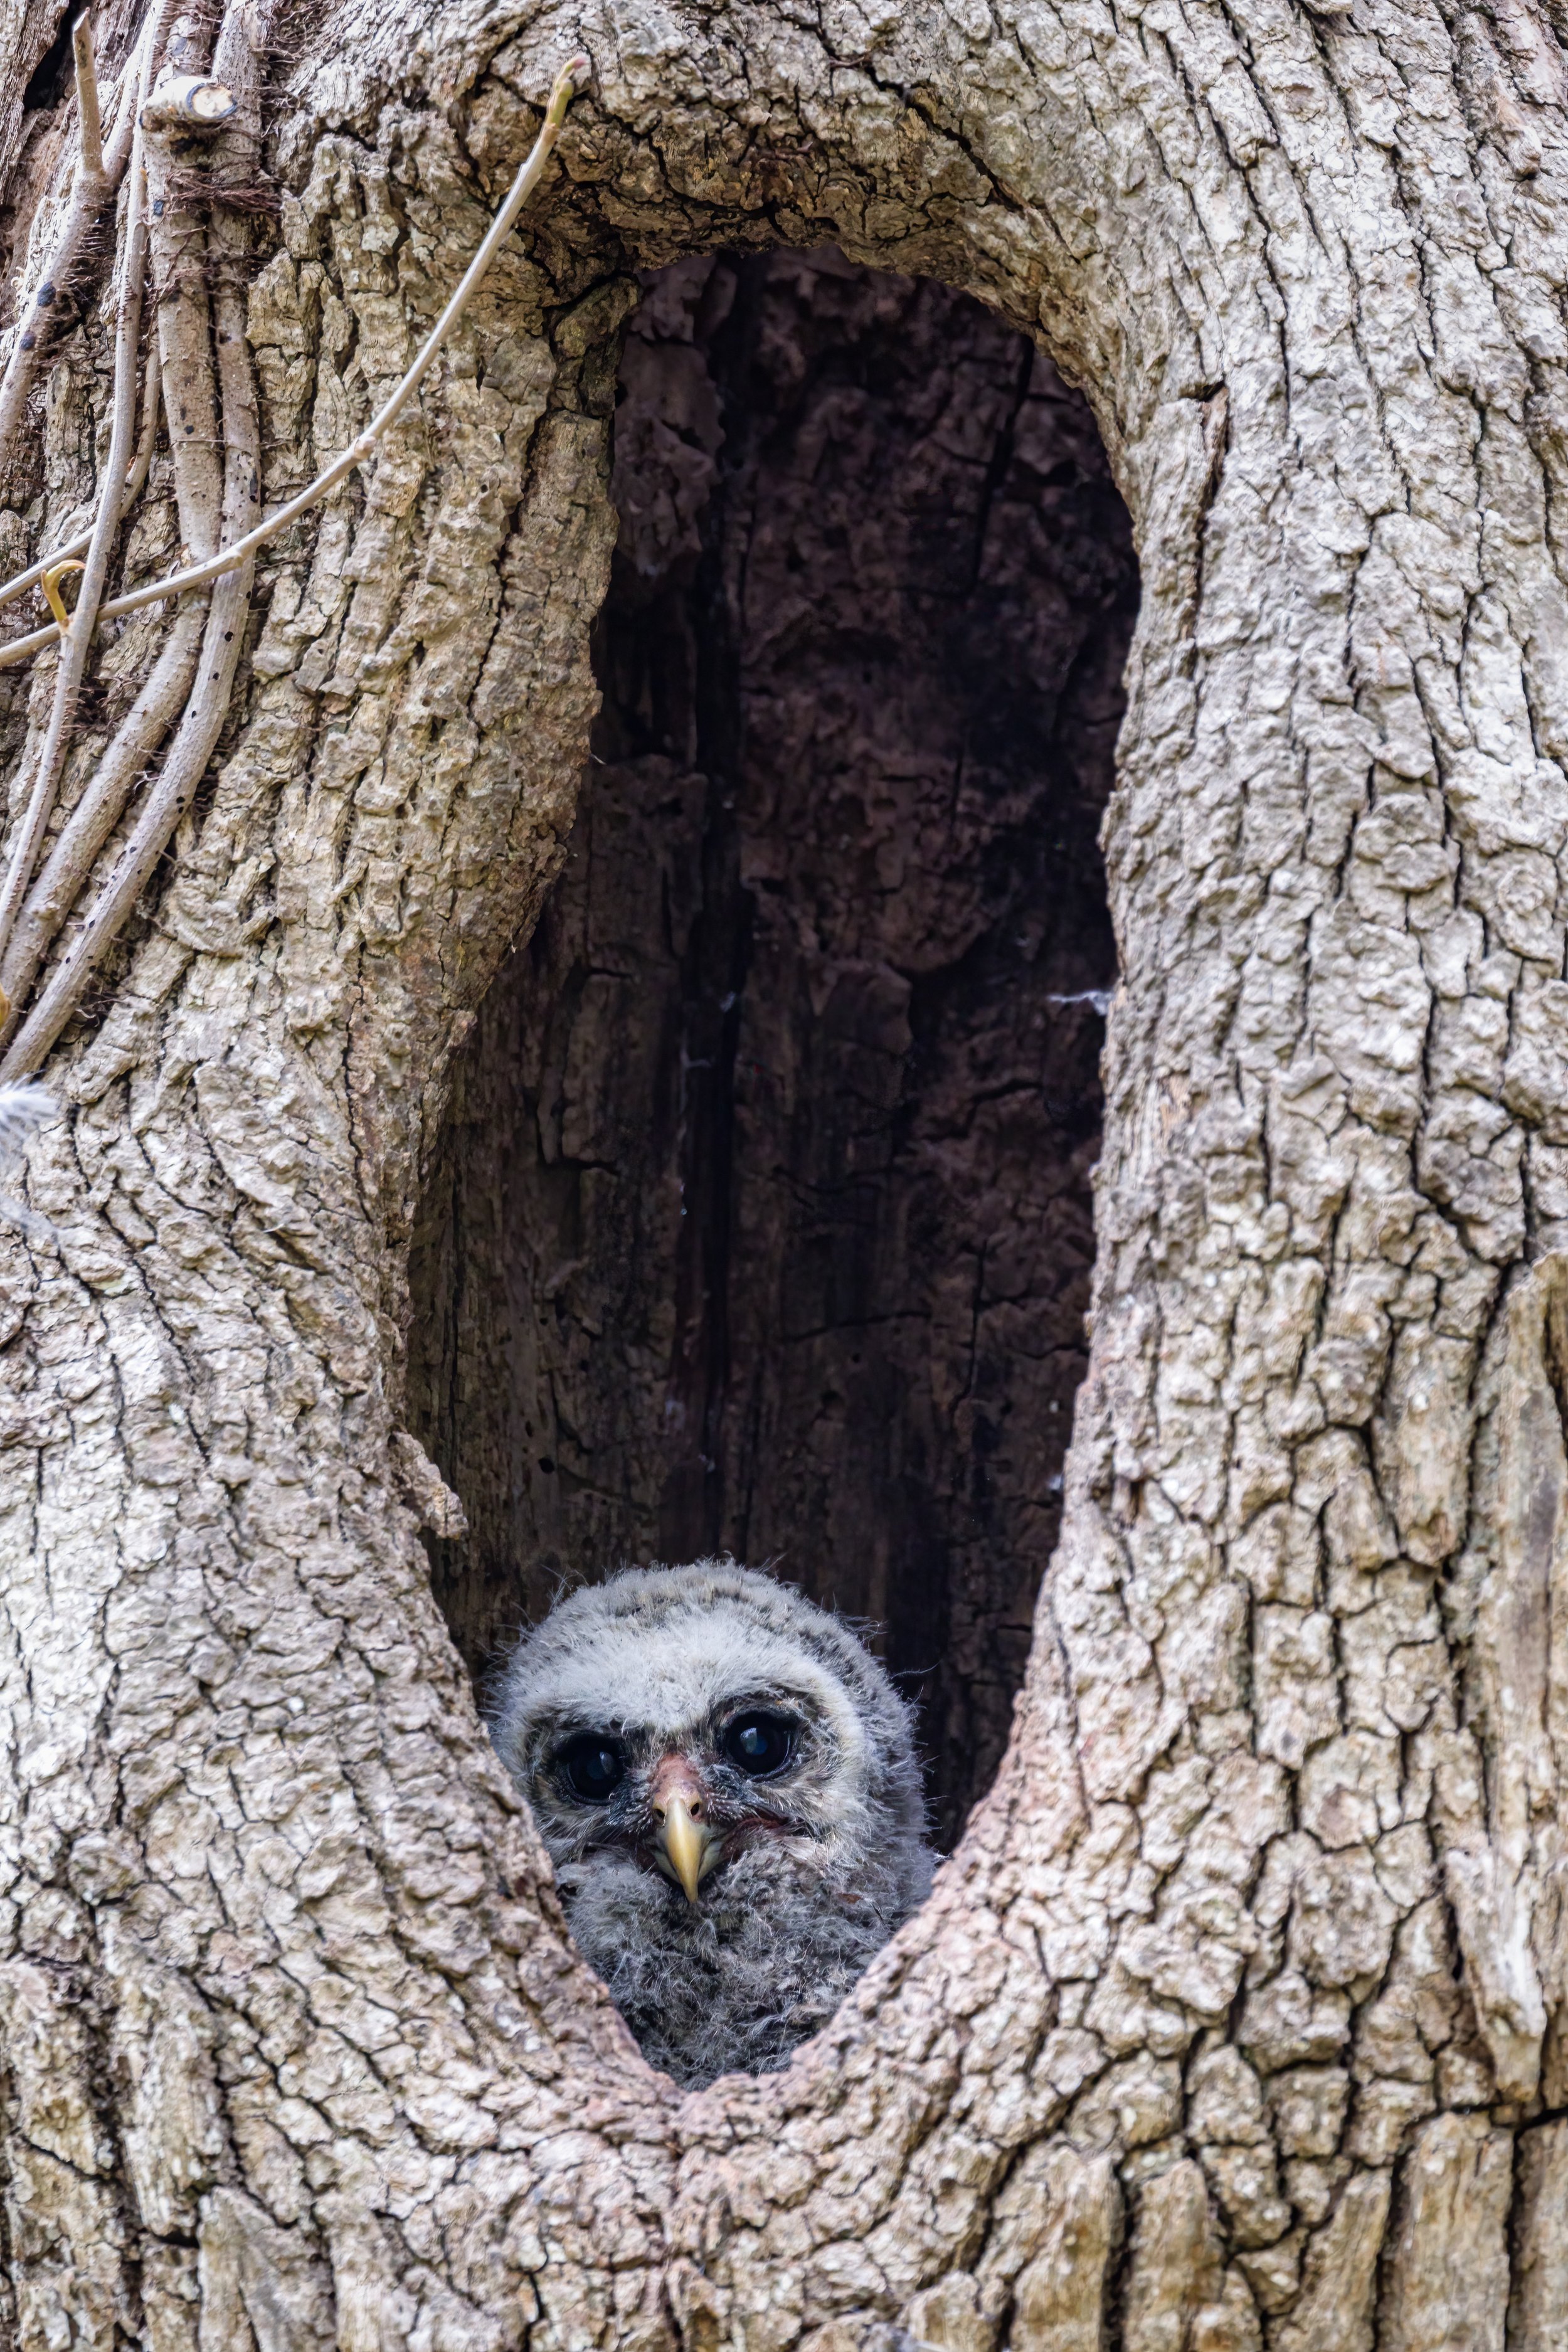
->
[0,0,1565,2346]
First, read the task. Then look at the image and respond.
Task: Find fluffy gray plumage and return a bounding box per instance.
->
[0,1084,55,1241]
[490,1560,932,2088]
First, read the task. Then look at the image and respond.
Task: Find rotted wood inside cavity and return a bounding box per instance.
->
[407,250,1138,1848]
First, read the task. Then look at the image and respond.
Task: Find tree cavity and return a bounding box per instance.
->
[407,250,1138,1849]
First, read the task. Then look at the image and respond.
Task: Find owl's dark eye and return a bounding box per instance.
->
[720,1712,797,1777]
[554,1733,627,1803]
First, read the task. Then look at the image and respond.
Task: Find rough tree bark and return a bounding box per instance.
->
[0,0,1564,2346]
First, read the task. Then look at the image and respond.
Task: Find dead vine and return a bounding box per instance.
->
[0,3,588,1077]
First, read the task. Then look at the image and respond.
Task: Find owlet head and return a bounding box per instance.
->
[491,1560,928,1909]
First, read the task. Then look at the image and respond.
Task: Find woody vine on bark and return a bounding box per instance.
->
[0,4,583,1082]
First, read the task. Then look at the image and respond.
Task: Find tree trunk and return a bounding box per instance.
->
[0,0,1565,2344]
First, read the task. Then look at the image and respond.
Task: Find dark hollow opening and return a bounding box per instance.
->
[21,12,77,114]
[408,251,1138,1851]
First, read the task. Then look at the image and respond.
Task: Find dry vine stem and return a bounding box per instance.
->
[0,18,161,987]
[0,0,272,1070]
[72,16,105,184]
[0,52,591,677]
[0,39,589,1076]
[0,0,176,472]
[0,361,161,618]
[0,608,202,1019]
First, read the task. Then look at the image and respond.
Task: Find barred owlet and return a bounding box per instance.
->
[491,1559,932,2088]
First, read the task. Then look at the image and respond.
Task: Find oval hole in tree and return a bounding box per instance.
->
[406,250,1138,1852]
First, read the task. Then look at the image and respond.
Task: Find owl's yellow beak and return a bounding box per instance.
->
[650,1761,721,1904]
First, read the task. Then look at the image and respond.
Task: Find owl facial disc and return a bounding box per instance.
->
[490,1561,935,2087]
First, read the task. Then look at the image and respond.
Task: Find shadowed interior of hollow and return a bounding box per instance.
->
[407,250,1138,1849]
